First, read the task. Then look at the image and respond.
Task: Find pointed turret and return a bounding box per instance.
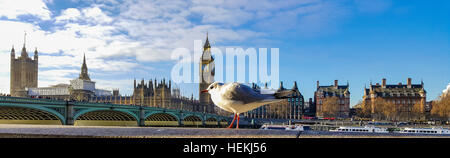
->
[364,84,368,96]
[11,45,15,59]
[204,32,211,50]
[78,53,91,81]
[21,32,28,58]
[34,47,38,60]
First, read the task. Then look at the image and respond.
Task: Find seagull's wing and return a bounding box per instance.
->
[274,89,297,99]
[221,83,277,104]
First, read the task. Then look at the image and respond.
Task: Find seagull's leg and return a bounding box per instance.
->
[236,114,240,129]
[227,113,237,128]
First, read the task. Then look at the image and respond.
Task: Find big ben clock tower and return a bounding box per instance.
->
[199,33,215,113]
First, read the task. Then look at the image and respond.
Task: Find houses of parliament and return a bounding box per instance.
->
[9,33,214,114]
[8,33,307,118]
[10,34,38,97]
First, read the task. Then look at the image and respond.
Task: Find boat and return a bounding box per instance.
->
[330,126,389,133]
[399,127,450,134]
[260,124,304,131]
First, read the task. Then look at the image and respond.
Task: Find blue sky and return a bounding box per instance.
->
[0,0,449,107]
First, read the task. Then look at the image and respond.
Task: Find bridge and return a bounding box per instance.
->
[0,96,230,127]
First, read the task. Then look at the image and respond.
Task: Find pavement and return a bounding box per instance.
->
[0,124,449,138]
[0,124,299,138]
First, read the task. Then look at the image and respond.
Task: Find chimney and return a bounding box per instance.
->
[407,78,412,88]
[382,78,386,88]
[293,81,298,90]
[279,81,285,90]
[317,81,320,90]
[334,80,338,87]
[398,82,402,86]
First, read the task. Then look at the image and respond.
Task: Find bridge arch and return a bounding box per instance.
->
[206,117,217,122]
[0,105,65,125]
[219,118,229,126]
[144,112,179,126]
[183,115,203,126]
[74,109,138,126]
[205,117,219,126]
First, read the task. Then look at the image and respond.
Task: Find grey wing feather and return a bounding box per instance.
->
[223,83,273,104]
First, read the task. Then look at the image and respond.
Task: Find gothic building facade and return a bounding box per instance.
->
[90,78,198,111]
[10,34,38,97]
[198,33,216,113]
[125,78,172,108]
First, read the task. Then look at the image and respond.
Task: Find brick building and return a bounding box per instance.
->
[315,80,350,118]
[363,78,426,119]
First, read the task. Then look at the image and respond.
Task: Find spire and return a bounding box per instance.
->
[34,47,38,60]
[11,45,15,57]
[203,32,210,50]
[23,31,26,48]
[21,32,28,58]
[79,53,90,81]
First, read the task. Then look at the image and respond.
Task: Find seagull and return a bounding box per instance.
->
[201,82,296,129]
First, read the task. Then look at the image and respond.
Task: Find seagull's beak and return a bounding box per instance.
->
[201,89,208,93]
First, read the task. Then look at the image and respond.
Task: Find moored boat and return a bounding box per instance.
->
[330,126,388,133]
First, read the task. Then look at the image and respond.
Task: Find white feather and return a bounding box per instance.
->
[207,82,283,114]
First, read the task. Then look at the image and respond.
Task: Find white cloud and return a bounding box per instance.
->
[0,0,51,20]
[55,8,81,22]
[39,69,79,87]
[443,83,450,95]
[82,7,113,23]
[55,7,112,24]
[0,0,362,95]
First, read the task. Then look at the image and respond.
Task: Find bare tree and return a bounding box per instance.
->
[431,95,450,121]
[321,97,340,118]
[411,102,424,121]
[355,101,371,119]
[371,98,398,121]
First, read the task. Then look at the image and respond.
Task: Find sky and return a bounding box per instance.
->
[0,0,448,107]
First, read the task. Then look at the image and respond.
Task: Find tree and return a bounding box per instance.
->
[321,97,340,118]
[371,98,398,121]
[431,94,450,121]
[411,102,424,121]
[355,101,371,119]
